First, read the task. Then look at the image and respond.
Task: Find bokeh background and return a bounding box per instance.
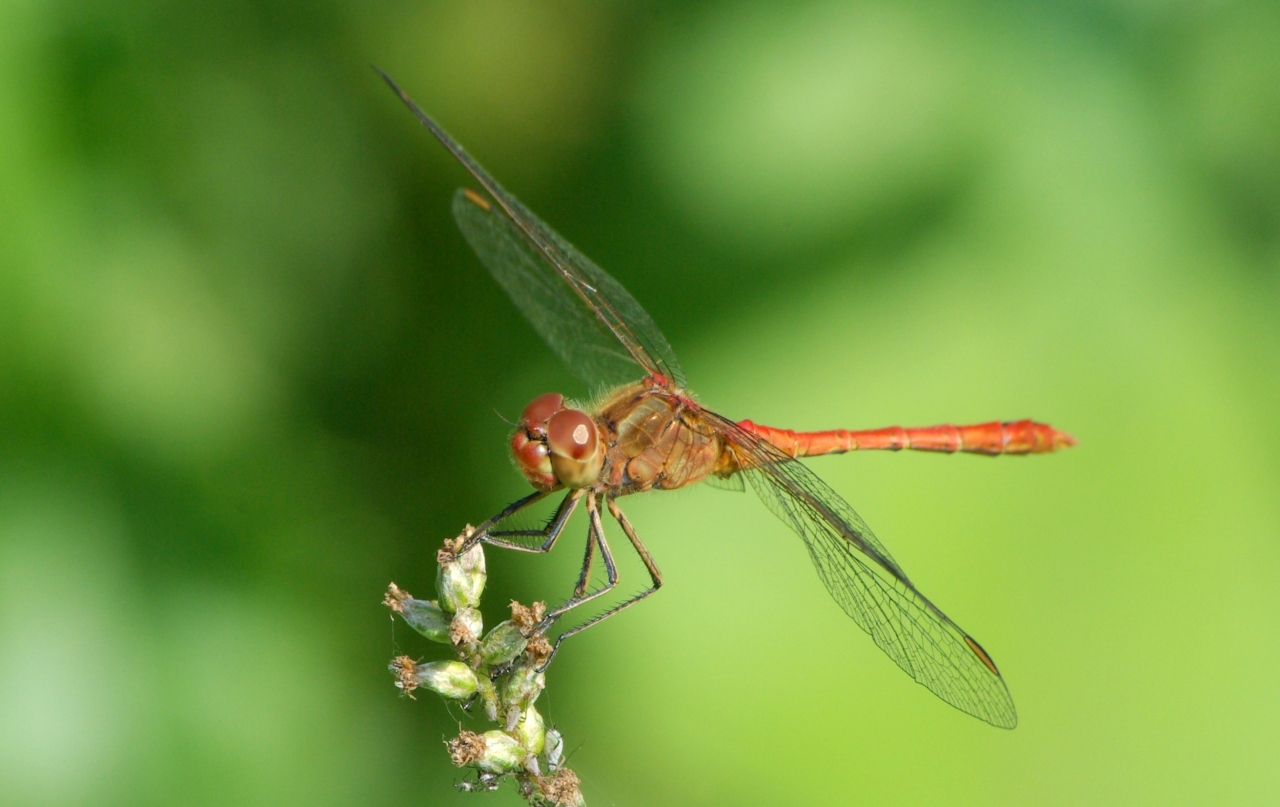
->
[3,0,1279,804]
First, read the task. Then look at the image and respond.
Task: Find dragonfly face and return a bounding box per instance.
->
[511,392,603,490]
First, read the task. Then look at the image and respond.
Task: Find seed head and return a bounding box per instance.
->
[515,704,546,756]
[436,528,485,612]
[449,606,483,648]
[509,600,547,632]
[418,660,478,699]
[534,767,584,807]
[502,664,546,712]
[389,657,478,700]
[469,730,524,774]
[447,730,486,767]
[479,620,528,666]
[389,655,421,698]
[524,633,553,667]
[383,584,451,643]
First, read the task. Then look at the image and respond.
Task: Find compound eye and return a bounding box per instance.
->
[547,409,598,461]
[521,392,564,426]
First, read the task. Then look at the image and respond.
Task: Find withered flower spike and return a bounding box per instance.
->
[450,618,478,647]
[437,538,487,612]
[525,634,553,666]
[510,601,533,631]
[383,582,409,612]
[537,768,583,807]
[414,660,479,699]
[390,655,419,699]
[509,600,549,633]
[438,524,477,564]
[393,538,577,802]
[448,730,486,767]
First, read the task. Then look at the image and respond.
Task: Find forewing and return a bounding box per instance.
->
[709,413,1018,728]
[453,190,639,388]
[513,196,685,389]
[380,70,684,390]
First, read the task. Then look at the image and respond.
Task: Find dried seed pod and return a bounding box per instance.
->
[501,664,546,712]
[472,730,524,774]
[389,657,478,700]
[450,607,484,647]
[479,620,528,666]
[415,660,480,699]
[515,705,546,757]
[436,532,486,612]
[383,584,451,643]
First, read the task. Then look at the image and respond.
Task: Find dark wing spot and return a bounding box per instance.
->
[964,635,1001,677]
[462,187,491,211]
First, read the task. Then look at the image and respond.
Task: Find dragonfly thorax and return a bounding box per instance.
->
[511,392,604,491]
[595,384,726,493]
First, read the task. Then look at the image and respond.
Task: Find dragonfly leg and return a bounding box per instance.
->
[607,497,664,600]
[458,489,546,551]
[571,512,597,599]
[471,489,583,554]
[537,497,664,670]
[536,492,620,631]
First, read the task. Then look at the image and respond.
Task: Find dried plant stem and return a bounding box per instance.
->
[384,526,585,806]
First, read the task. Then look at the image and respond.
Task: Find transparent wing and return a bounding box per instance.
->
[452,190,640,388]
[707,412,1018,728]
[380,70,684,390]
[703,473,746,493]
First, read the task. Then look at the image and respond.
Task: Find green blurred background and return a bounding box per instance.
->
[3,0,1279,804]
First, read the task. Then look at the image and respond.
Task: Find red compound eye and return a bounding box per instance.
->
[521,392,564,426]
[547,409,598,461]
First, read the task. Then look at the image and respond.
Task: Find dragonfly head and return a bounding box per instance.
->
[511,392,603,490]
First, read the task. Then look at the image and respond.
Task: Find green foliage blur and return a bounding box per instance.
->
[3,0,1279,804]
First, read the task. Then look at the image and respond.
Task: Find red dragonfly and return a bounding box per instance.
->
[380,70,1074,729]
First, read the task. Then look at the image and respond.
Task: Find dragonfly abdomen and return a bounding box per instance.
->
[737,419,1076,457]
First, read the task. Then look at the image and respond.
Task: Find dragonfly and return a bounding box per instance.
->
[379,70,1074,729]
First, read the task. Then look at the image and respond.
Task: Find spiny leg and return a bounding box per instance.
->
[456,489,546,552]
[540,492,620,627]
[539,497,665,668]
[608,497,664,603]
[479,488,584,554]
[571,511,597,599]
[557,498,664,643]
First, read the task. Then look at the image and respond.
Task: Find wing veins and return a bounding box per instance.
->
[710,412,1017,728]
[378,68,682,387]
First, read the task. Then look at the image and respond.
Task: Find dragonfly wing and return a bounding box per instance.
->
[704,473,746,493]
[380,69,684,390]
[496,187,684,389]
[710,414,1018,728]
[453,189,640,389]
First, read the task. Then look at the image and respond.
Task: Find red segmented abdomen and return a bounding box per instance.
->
[737,418,1076,457]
